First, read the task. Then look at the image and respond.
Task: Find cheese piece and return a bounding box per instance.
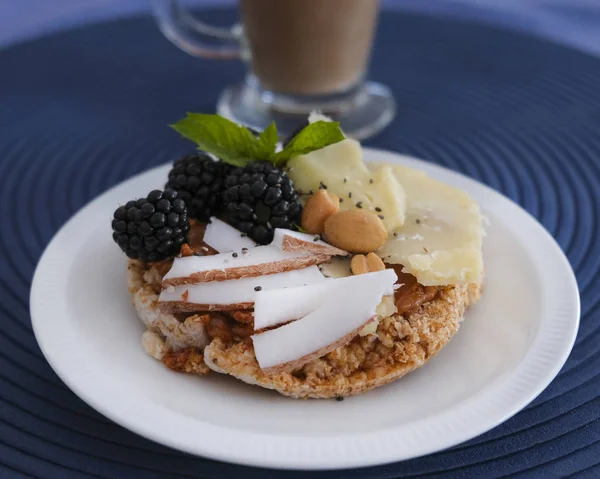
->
[375,164,484,285]
[318,257,352,279]
[287,139,406,232]
[360,295,398,336]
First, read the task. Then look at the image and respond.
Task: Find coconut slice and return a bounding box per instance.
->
[252,270,397,374]
[159,266,326,313]
[162,245,331,286]
[203,218,256,252]
[254,269,398,330]
[271,229,348,257]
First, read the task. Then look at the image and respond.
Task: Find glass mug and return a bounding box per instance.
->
[151,0,395,139]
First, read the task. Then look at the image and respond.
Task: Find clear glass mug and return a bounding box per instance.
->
[151,0,395,139]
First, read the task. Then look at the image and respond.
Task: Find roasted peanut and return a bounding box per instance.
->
[351,252,385,275]
[324,210,388,253]
[301,190,340,234]
[366,252,385,272]
[351,254,368,275]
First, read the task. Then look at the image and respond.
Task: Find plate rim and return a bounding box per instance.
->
[30,147,580,470]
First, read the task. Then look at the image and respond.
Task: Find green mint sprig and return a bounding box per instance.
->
[170,113,344,167]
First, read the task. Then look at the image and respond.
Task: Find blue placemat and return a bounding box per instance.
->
[1,8,599,478]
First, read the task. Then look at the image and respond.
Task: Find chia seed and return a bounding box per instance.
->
[416,219,421,224]
[232,252,238,258]
[335,397,344,402]
[356,201,363,209]
[378,215,384,220]
[375,207,382,212]
[254,286,262,292]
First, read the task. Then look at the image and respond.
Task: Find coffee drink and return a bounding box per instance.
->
[239,0,380,95]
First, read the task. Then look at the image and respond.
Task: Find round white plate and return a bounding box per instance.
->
[31,148,580,470]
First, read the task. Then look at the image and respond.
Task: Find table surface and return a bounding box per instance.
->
[3,0,600,56]
[1,2,599,479]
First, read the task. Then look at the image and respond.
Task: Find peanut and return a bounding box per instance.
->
[301,189,340,234]
[324,210,388,253]
[351,252,385,275]
[350,254,368,275]
[366,252,385,272]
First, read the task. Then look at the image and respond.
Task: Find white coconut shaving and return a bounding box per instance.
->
[203,218,256,252]
[159,266,325,307]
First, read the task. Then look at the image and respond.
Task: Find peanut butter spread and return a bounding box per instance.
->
[390,265,440,316]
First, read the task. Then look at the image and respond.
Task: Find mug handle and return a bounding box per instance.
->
[151,0,242,59]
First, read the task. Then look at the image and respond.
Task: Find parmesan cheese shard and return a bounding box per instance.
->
[375,164,484,286]
[252,268,397,374]
[360,295,398,336]
[318,257,352,278]
[158,266,326,313]
[287,139,406,232]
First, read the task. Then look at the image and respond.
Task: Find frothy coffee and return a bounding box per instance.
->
[239,0,379,96]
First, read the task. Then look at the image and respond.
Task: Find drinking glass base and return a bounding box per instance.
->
[217,81,396,140]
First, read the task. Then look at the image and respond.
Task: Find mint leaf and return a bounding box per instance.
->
[253,122,279,160]
[171,113,343,168]
[272,121,344,165]
[171,113,269,167]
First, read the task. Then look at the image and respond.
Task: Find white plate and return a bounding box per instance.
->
[31,148,580,470]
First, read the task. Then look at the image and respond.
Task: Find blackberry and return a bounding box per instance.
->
[111,188,190,261]
[223,162,302,244]
[165,153,229,222]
